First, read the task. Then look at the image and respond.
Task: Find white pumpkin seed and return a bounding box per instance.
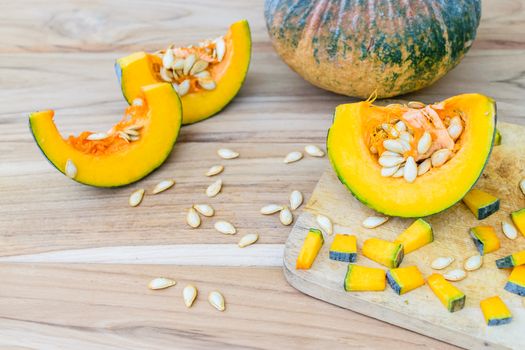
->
[148,277,176,290]
[464,254,482,271]
[177,79,190,97]
[417,159,432,176]
[183,54,197,75]
[206,179,222,197]
[206,165,224,176]
[86,132,109,141]
[381,150,401,157]
[304,145,325,157]
[172,58,185,70]
[289,190,303,210]
[398,138,411,152]
[284,151,303,164]
[395,120,407,132]
[362,216,389,229]
[129,189,145,207]
[431,257,454,270]
[159,67,173,82]
[64,159,77,179]
[217,148,239,159]
[198,78,216,90]
[404,156,417,183]
[520,179,525,196]
[186,207,201,228]
[378,155,404,167]
[447,123,463,140]
[502,221,518,240]
[443,269,467,282]
[132,98,144,107]
[392,166,404,178]
[208,291,225,311]
[214,37,226,62]
[279,206,293,226]
[190,59,209,75]
[238,233,259,248]
[382,123,399,138]
[381,165,400,177]
[383,139,405,154]
[260,204,283,215]
[193,204,214,217]
[399,131,412,143]
[316,214,333,235]
[123,128,139,136]
[214,220,236,234]
[431,149,452,167]
[162,49,174,68]
[152,179,175,194]
[450,116,462,126]
[193,70,210,79]
[183,284,198,308]
[417,131,432,154]
[408,101,425,109]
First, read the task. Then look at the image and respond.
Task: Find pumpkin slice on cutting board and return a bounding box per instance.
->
[327,93,496,217]
[115,19,251,125]
[29,83,182,187]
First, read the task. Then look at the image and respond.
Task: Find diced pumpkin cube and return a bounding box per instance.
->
[427,273,466,312]
[329,234,357,262]
[386,266,425,295]
[296,228,324,270]
[470,226,500,255]
[394,219,433,254]
[344,264,386,292]
[480,296,512,326]
[496,250,525,269]
[504,265,525,296]
[462,189,500,220]
[362,238,404,268]
[511,208,525,237]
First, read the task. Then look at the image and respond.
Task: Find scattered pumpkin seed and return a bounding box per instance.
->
[447,123,463,140]
[189,59,209,75]
[198,78,217,90]
[284,151,303,164]
[86,132,109,141]
[129,189,145,207]
[183,284,198,308]
[177,79,190,97]
[431,257,454,270]
[193,70,210,79]
[381,165,400,177]
[238,233,259,248]
[279,206,293,226]
[148,277,177,290]
[395,120,406,132]
[304,145,325,157]
[464,254,482,271]
[502,221,518,240]
[186,207,201,228]
[214,220,236,235]
[383,139,405,154]
[382,151,401,157]
[392,166,404,178]
[193,204,214,217]
[289,190,303,210]
[404,156,417,183]
[398,138,411,152]
[417,159,431,176]
[183,54,197,75]
[206,179,222,197]
[206,165,224,176]
[431,149,452,167]
[316,214,333,235]
[399,131,412,143]
[407,101,425,109]
[152,179,175,194]
[214,37,226,62]
[362,216,389,229]
[162,49,174,68]
[417,131,432,154]
[217,148,239,159]
[172,58,185,70]
[208,290,225,311]
[443,269,467,282]
[64,159,77,179]
[160,67,172,82]
[260,204,283,215]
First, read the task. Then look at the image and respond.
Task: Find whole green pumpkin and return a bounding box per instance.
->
[264,0,481,98]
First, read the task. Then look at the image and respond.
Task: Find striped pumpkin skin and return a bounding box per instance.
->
[264,0,481,98]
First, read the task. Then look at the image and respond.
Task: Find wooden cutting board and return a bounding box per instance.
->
[283,121,525,350]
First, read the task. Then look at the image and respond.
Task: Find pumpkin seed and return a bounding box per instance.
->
[398,138,411,152]
[217,148,239,159]
[383,139,405,154]
[378,155,404,167]
[183,284,198,308]
[316,214,333,235]
[502,221,518,240]
[395,120,407,132]
[129,189,145,207]
[382,123,399,138]
[450,116,462,126]
[86,132,109,141]
[162,49,174,68]
[392,166,404,178]
[407,101,425,109]
[123,128,139,136]
[381,151,401,157]
[132,98,144,107]
[399,131,412,143]
[183,54,197,75]
[206,179,222,197]
[64,159,77,179]
[279,206,293,226]
[381,165,400,177]
[190,59,209,75]
[520,179,525,196]
[193,70,210,79]
[447,123,463,140]
[304,145,325,157]
[206,165,224,176]
[431,149,452,167]
[193,204,214,217]
[198,78,216,90]
[159,67,173,82]
[214,37,226,62]
[186,207,201,228]
[118,131,131,142]
[177,79,190,97]
[362,216,389,229]
[152,179,175,194]
[214,220,236,234]
[464,254,482,271]
[417,132,432,154]
[284,151,303,164]
[208,291,225,311]
[148,277,176,290]
[431,257,454,270]
[238,233,259,248]
[129,135,140,142]
[289,190,303,210]
[260,204,283,215]
[443,269,467,282]
[417,159,431,176]
[172,58,185,70]
[403,156,417,183]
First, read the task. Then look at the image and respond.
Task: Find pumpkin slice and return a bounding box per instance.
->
[511,208,525,237]
[344,264,386,292]
[29,83,182,187]
[115,20,251,125]
[386,266,425,295]
[296,228,324,270]
[470,226,500,255]
[480,296,512,326]
[329,234,357,262]
[496,250,525,269]
[462,189,500,219]
[427,273,466,313]
[394,219,433,254]
[504,265,525,296]
[327,94,496,217]
[362,238,404,268]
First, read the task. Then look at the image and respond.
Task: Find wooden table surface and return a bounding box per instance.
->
[1,1,524,349]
